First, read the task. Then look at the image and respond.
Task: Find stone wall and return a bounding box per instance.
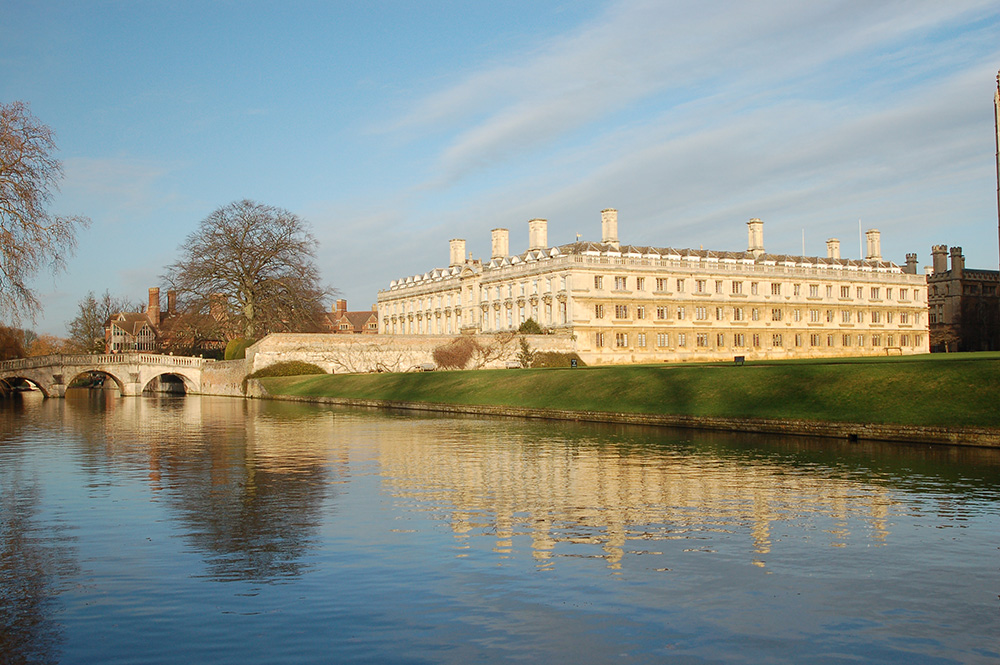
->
[244,333,577,375]
[200,358,250,397]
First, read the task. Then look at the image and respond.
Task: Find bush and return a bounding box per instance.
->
[242,361,326,392]
[432,336,479,369]
[225,338,256,360]
[517,318,543,335]
[531,351,585,368]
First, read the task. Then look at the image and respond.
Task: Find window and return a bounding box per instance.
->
[886,288,893,300]
[595,304,605,319]
[615,332,628,347]
[636,305,646,320]
[827,335,834,347]
[734,333,746,347]
[715,307,723,321]
[771,308,782,321]
[842,334,851,347]
[842,310,851,323]
[636,277,645,291]
[871,287,880,299]
[826,285,833,298]
[871,311,881,323]
[872,334,882,347]
[637,332,646,347]
[809,284,819,297]
[593,276,604,289]
[856,311,864,323]
[657,333,669,347]
[810,309,820,323]
[733,307,744,321]
[900,312,909,324]
[751,308,760,321]
[900,288,909,300]
[696,279,706,293]
[857,334,865,347]
[841,286,850,298]
[732,281,743,295]
[715,280,723,294]
[810,334,820,347]
[595,332,605,347]
[751,282,759,295]
[794,333,802,347]
[677,279,685,292]
[886,335,894,347]
[752,333,761,348]
[794,284,801,296]
[656,278,669,291]
[656,306,669,320]
[677,307,686,320]
[901,334,910,347]
[678,333,687,347]
[857,286,864,299]
[696,333,709,347]
[614,276,627,290]
[793,309,802,322]
[695,306,707,321]
[772,334,783,347]
[826,310,834,323]
[771,283,781,296]
[615,304,629,319]
[716,333,725,346]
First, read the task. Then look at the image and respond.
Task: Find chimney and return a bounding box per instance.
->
[528,218,548,250]
[148,287,160,327]
[931,244,948,274]
[826,238,841,259]
[865,229,882,261]
[334,299,347,315]
[491,228,509,259]
[904,253,918,275]
[747,218,764,258]
[449,238,466,267]
[209,293,226,321]
[950,246,965,277]
[167,289,177,314]
[601,209,619,248]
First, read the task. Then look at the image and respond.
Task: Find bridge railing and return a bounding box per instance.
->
[0,353,210,372]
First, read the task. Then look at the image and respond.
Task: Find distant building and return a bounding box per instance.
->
[105,288,226,355]
[377,210,930,364]
[322,299,379,334]
[927,246,1000,352]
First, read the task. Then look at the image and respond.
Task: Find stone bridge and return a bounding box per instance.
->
[0,353,209,397]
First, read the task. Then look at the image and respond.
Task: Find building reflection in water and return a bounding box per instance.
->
[369,416,899,570]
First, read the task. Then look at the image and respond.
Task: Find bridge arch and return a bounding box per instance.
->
[0,375,51,398]
[142,372,196,394]
[66,369,127,395]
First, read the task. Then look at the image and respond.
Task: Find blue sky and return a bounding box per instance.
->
[3,0,999,336]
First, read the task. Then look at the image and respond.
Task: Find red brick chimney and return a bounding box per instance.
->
[334,299,347,316]
[167,289,177,314]
[148,287,160,327]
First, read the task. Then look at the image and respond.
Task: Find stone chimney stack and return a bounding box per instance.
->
[826,238,841,259]
[601,209,619,248]
[148,287,160,327]
[491,228,509,259]
[904,253,918,274]
[931,245,949,274]
[449,238,466,267]
[167,289,177,314]
[865,229,882,261]
[950,246,965,277]
[747,218,764,258]
[528,219,548,251]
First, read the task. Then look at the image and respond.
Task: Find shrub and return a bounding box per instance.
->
[225,338,256,360]
[242,361,326,392]
[531,351,586,368]
[432,336,479,369]
[517,318,543,335]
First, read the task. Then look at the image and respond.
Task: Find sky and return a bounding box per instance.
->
[2,0,999,337]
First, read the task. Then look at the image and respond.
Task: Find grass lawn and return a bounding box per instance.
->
[257,352,1000,429]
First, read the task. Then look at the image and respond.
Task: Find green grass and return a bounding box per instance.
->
[256,352,1000,429]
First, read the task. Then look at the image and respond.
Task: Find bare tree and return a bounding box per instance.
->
[163,200,330,339]
[0,101,90,319]
[67,290,137,353]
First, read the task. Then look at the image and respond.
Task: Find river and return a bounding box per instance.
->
[1,390,998,664]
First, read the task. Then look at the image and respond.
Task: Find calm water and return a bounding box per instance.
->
[1,391,998,664]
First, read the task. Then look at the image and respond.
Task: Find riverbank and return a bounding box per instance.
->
[253,352,1000,447]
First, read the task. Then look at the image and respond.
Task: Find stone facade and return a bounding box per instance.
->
[927,245,1000,351]
[378,211,930,364]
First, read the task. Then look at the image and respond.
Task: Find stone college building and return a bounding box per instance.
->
[377,210,929,364]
